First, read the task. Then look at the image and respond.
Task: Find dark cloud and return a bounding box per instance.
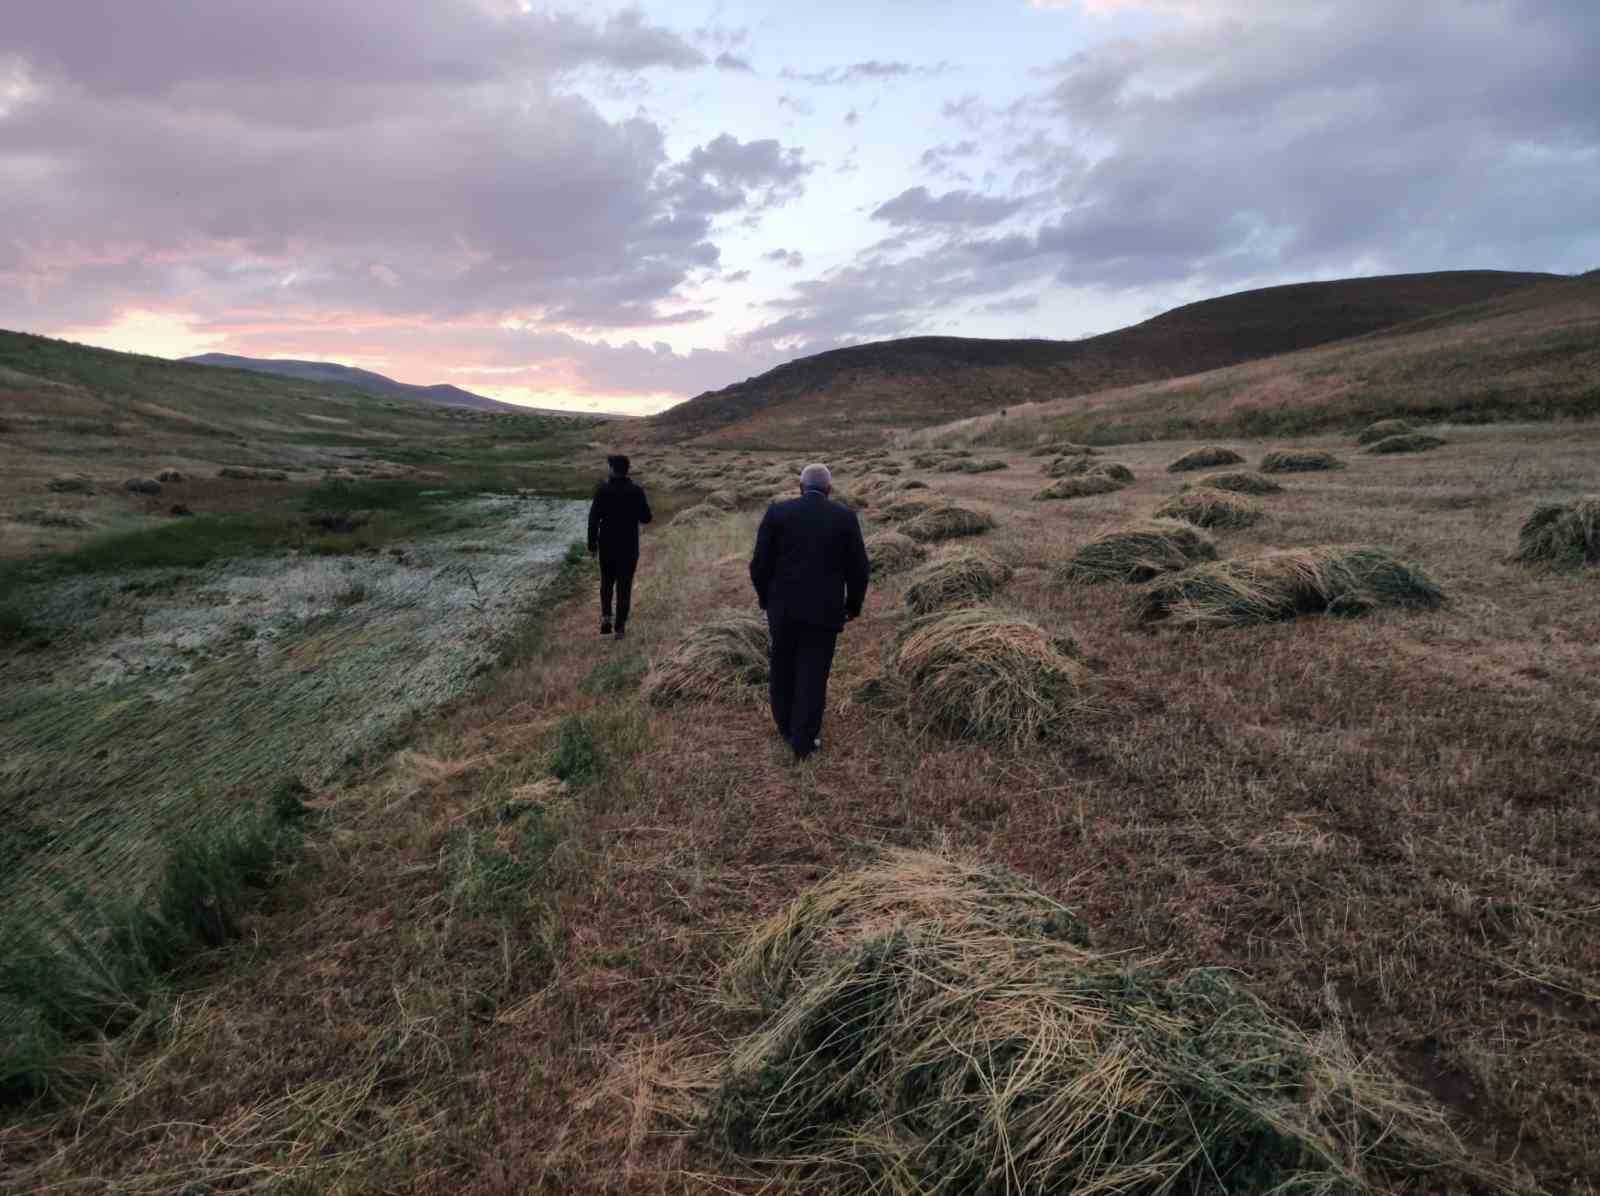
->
[723,269,751,283]
[871,186,1026,229]
[782,60,953,86]
[764,249,806,269]
[714,51,754,72]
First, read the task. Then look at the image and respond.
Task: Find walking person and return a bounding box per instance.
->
[749,463,870,762]
[587,454,652,639]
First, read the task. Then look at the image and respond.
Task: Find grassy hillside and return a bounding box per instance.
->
[915,270,1600,448]
[636,270,1557,448]
[0,330,604,559]
[181,352,535,414]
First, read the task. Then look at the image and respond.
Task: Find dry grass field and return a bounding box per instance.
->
[5,422,1596,1193]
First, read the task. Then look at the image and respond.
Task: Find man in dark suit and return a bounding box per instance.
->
[749,463,871,762]
[587,454,653,639]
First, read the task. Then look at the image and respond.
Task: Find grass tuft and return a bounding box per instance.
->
[1057,519,1218,585]
[1138,546,1445,627]
[1167,445,1245,472]
[1515,496,1600,570]
[642,612,770,706]
[1155,486,1265,529]
[903,549,1013,617]
[1260,449,1347,473]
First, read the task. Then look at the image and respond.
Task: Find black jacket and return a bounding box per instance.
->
[587,476,653,560]
[749,491,871,631]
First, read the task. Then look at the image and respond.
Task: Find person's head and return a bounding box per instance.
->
[607,454,631,478]
[799,463,832,495]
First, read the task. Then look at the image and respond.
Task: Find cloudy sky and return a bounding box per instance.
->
[4,1,1596,413]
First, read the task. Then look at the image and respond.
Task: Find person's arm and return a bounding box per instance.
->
[843,510,870,620]
[636,485,653,527]
[586,487,603,554]
[749,506,777,610]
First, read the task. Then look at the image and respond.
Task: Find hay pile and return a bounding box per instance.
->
[1139,546,1444,626]
[1181,470,1282,495]
[1167,445,1244,472]
[703,488,739,511]
[892,478,930,491]
[1516,496,1600,569]
[891,607,1086,742]
[1365,433,1446,455]
[903,549,1013,616]
[1155,486,1264,529]
[880,498,936,523]
[671,503,725,527]
[642,613,769,706]
[1260,449,1346,473]
[1058,519,1217,584]
[1029,441,1098,458]
[901,505,994,543]
[1356,418,1415,444]
[704,852,1490,1196]
[959,459,1008,474]
[1045,456,1133,482]
[865,530,928,576]
[1034,474,1123,501]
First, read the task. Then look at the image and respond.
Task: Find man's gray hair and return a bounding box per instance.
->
[799,463,832,493]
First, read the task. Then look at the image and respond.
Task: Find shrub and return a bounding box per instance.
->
[1260,449,1346,473]
[900,505,994,543]
[1058,520,1218,585]
[1366,433,1446,455]
[1181,470,1282,495]
[903,549,1013,617]
[703,852,1496,1196]
[1515,497,1600,570]
[1138,546,1445,627]
[1154,486,1264,529]
[864,531,927,576]
[1356,418,1416,445]
[892,606,1088,743]
[1167,445,1245,472]
[643,613,770,706]
[1034,475,1123,501]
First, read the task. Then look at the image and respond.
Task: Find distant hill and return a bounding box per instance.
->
[636,270,1559,448]
[181,353,554,416]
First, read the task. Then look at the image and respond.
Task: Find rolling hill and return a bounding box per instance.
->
[181,353,532,414]
[634,270,1560,448]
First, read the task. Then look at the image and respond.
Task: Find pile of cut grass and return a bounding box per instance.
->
[892,478,930,492]
[1139,546,1444,627]
[903,549,1013,617]
[1155,486,1264,529]
[1366,433,1446,455]
[959,459,1007,474]
[703,488,739,511]
[671,503,726,528]
[891,606,1086,743]
[642,613,769,706]
[1260,449,1346,473]
[1034,474,1123,501]
[1356,417,1416,445]
[1181,470,1282,495]
[1029,441,1098,458]
[900,505,994,543]
[1058,519,1217,585]
[879,498,936,523]
[1044,456,1134,482]
[864,531,928,576]
[703,851,1495,1196]
[1515,496,1600,570]
[1167,445,1244,472]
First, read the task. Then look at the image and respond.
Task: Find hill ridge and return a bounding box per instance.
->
[182,352,531,415]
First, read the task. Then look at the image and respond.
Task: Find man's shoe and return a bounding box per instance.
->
[614,627,627,640]
[600,621,612,636]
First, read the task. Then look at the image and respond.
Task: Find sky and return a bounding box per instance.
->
[3,0,1597,415]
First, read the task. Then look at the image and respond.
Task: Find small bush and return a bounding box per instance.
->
[865,531,927,576]
[1167,445,1245,472]
[900,505,994,543]
[892,606,1088,743]
[1366,433,1446,455]
[643,613,770,706]
[903,549,1013,617]
[1356,418,1416,445]
[1034,475,1123,501]
[1260,449,1346,473]
[1138,546,1444,627]
[1516,497,1600,570]
[1181,470,1282,495]
[1058,520,1218,585]
[1155,486,1264,529]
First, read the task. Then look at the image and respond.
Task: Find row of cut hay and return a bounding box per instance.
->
[900,505,994,543]
[1155,486,1263,529]
[1260,449,1345,473]
[1167,445,1244,472]
[1355,417,1415,444]
[1181,469,1281,495]
[903,549,1012,616]
[878,497,937,523]
[1138,546,1444,626]
[1366,433,1446,454]
[864,530,927,576]
[1517,496,1600,570]
[1034,474,1123,501]
[1058,519,1217,584]
[1029,440,1098,458]
[1044,456,1133,481]
[702,851,1500,1196]
[642,613,769,706]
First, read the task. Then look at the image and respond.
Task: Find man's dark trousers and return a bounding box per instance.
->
[599,552,637,632]
[767,615,837,756]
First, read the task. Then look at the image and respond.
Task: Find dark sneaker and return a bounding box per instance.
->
[600,621,612,636]
[614,627,627,640]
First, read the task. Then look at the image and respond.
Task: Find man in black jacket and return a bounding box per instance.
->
[749,463,870,762]
[587,454,653,639]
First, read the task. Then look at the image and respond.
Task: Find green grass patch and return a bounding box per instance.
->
[580,651,649,696]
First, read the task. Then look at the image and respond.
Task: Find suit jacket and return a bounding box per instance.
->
[749,491,871,631]
[587,476,653,560]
